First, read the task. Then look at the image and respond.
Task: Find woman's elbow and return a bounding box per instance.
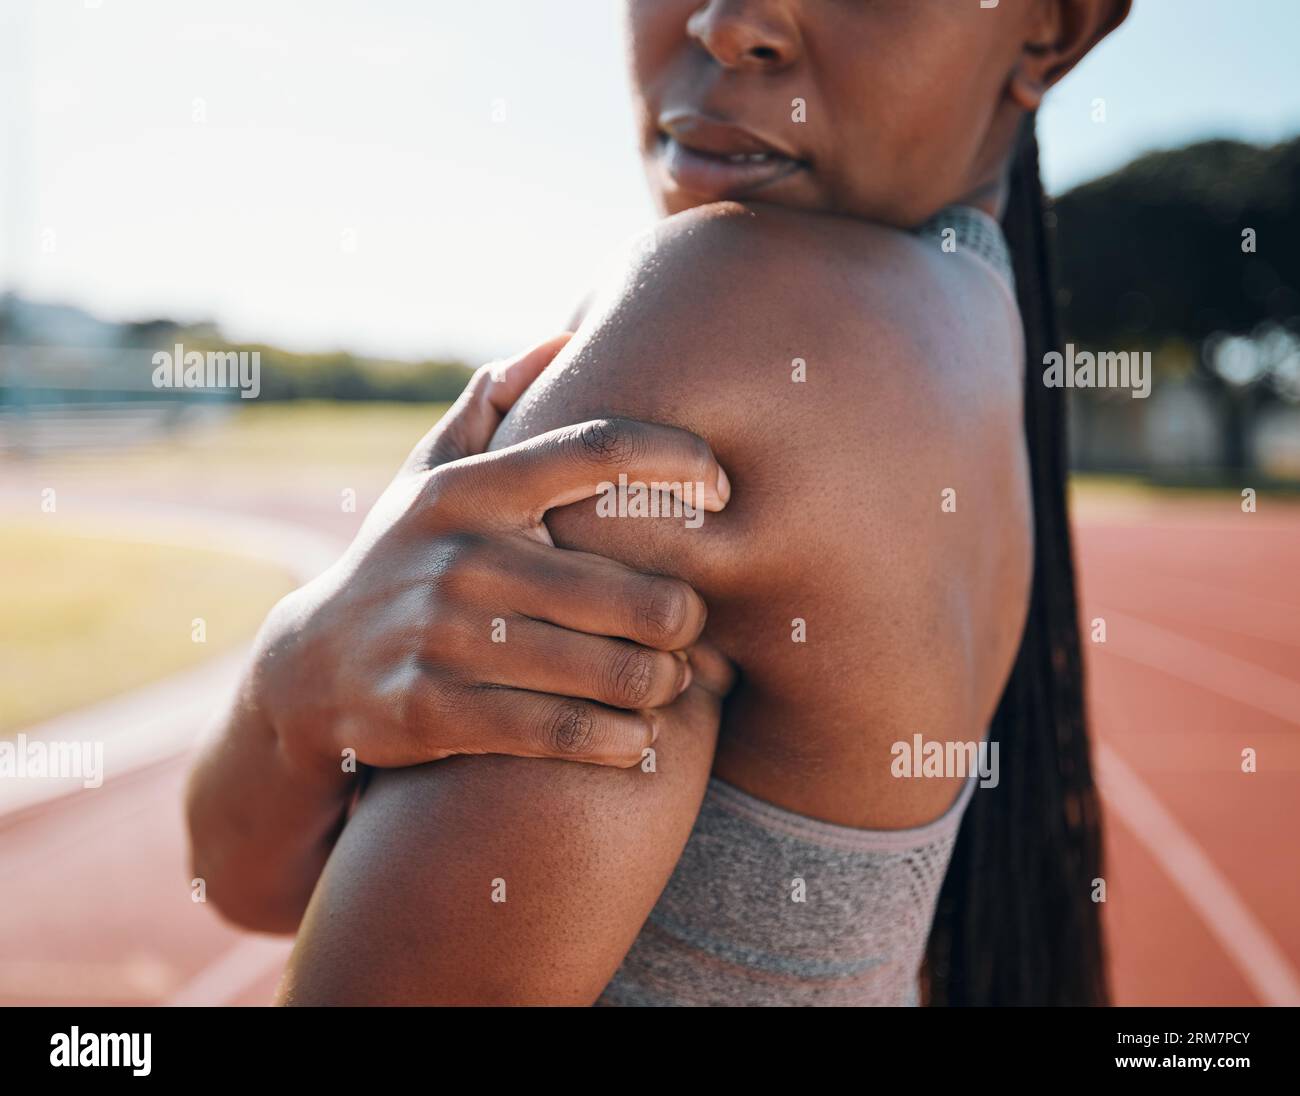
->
[184,799,306,936]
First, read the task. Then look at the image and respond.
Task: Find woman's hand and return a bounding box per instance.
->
[186,333,731,932]
[258,333,731,784]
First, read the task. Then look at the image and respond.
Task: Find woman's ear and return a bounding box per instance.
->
[1008,0,1132,111]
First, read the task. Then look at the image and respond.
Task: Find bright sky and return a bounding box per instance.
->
[2,0,1298,362]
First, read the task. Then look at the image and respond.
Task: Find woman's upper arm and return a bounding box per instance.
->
[278,658,726,1005]
[278,201,1020,1003]
[275,216,770,1005]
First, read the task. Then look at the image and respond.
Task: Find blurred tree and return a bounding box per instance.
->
[1053,137,1300,471]
[185,338,474,403]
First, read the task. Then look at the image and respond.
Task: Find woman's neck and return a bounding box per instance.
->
[955,175,1010,222]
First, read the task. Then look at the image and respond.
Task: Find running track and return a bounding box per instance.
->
[1,486,1296,1006]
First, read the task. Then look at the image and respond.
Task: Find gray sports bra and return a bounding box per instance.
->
[596,206,1012,1007]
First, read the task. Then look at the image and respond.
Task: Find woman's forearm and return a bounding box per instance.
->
[185,678,354,935]
[278,649,732,1005]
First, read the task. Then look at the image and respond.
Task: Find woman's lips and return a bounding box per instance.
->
[657,135,807,201]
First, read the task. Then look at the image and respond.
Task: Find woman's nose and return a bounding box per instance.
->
[685,0,803,71]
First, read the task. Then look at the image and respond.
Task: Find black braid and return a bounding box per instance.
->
[924,115,1109,1007]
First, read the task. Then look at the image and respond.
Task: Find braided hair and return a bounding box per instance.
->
[924,115,1109,1007]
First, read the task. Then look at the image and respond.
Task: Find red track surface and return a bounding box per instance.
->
[1077,494,1300,1006]
[1,489,1296,1006]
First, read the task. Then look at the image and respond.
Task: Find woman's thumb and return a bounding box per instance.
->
[411,332,573,470]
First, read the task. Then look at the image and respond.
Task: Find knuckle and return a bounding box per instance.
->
[412,669,461,727]
[465,363,500,407]
[416,463,456,511]
[409,675,473,761]
[380,659,452,752]
[574,418,644,469]
[418,603,468,662]
[635,579,692,646]
[604,644,657,708]
[430,532,484,595]
[541,701,599,756]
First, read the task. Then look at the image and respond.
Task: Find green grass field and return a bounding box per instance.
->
[172,400,453,476]
[0,520,297,733]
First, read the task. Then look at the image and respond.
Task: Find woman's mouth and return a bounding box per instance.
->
[655,119,809,201]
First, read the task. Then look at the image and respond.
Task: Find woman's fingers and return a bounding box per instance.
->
[682,638,736,698]
[405,681,659,769]
[435,417,731,527]
[467,617,691,711]
[406,332,573,471]
[492,537,707,651]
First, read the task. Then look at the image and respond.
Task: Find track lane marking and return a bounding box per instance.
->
[1095,741,1300,1006]
[1090,605,1300,1005]
[166,936,293,1007]
[1093,608,1300,728]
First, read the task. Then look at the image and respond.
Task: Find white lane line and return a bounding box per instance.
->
[166,936,294,1007]
[1101,575,1300,647]
[1092,606,1300,1004]
[1094,608,1300,729]
[1095,741,1300,1006]
[0,501,347,818]
[0,649,250,819]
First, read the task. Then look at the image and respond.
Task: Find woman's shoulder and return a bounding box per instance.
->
[504,196,1031,620]
[555,202,1024,490]
[588,200,1022,404]
[518,201,1033,826]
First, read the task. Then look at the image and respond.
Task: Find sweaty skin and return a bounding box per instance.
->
[278,0,1129,1004]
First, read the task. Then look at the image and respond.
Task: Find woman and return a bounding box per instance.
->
[187,0,1129,1005]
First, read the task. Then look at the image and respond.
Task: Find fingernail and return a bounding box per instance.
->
[716,465,731,506]
[677,662,693,696]
[672,649,688,662]
[650,716,661,743]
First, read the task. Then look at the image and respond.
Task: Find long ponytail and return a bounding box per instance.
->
[923,116,1109,1006]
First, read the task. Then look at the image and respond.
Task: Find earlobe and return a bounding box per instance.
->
[1008,0,1062,110]
[1008,61,1048,112]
